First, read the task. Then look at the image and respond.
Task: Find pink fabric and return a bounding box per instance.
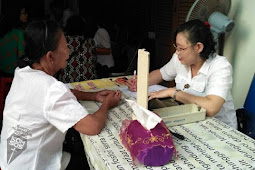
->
[119,119,176,166]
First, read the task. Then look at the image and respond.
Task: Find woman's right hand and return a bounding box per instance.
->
[96,89,115,103]
[126,77,137,92]
[103,90,122,108]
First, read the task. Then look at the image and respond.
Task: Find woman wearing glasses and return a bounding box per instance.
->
[126,19,237,129]
[0,20,121,169]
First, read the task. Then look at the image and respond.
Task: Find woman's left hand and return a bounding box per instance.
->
[96,90,118,103]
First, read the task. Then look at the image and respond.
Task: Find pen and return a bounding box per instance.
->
[132,70,136,89]
[169,129,185,140]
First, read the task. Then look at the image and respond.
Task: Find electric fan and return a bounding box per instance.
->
[186,0,235,48]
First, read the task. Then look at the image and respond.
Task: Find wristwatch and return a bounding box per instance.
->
[173,89,181,101]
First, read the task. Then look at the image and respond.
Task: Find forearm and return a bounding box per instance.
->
[74,96,116,135]
[174,90,224,117]
[87,102,110,134]
[96,47,111,55]
[71,89,97,101]
[149,69,163,85]
[126,69,163,92]
[74,104,109,135]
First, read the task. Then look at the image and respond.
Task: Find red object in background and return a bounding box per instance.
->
[114,77,128,85]
[0,77,13,120]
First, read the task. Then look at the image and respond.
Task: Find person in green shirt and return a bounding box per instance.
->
[0,5,29,75]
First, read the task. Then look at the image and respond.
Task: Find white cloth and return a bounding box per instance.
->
[60,151,71,170]
[126,99,162,130]
[160,53,237,129]
[0,66,88,170]
[94,27,114,68]
[62,8,74,27]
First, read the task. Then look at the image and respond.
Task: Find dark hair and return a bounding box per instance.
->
[0,5,29,38]
[64,15,86,36]
[49,0,64,24]
[64,15,96,39]
[18,20,62,68]
[174,19,216,60]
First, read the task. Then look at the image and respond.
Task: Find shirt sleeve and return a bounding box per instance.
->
[44,81,89,133]
[206,57,233,100]
[160,53,178,81]
[94,28,111,48]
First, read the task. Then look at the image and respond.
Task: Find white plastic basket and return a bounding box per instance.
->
[153,104,206,127]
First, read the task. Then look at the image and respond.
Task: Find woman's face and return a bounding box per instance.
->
[20,8,28,23]
[52,32,70,72]
[174,32,199,66]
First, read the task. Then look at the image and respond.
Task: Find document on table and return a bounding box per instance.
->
[119,84,167,99]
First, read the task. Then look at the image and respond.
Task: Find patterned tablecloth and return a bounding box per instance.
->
[71,79,255,170]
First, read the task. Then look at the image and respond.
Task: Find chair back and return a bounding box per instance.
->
[244,73,255,114]
[0,76,13,132]
[237,73,255,139]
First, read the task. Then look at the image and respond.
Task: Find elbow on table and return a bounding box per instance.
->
[85,121,104,135]
[90,121,104,135]
[78,123,103,136]
[203,95,224,117]
[205,108,220,117]
[75,116,105,135]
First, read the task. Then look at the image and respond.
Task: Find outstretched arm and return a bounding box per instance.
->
[96,47,111,55]
[71,89,116,102]
[74,90,122,135]
[148,88,224,117]
[126,69,164,92]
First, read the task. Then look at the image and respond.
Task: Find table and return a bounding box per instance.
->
[70,78,255,170]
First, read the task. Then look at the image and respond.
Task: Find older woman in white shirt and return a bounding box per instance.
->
[0,20,121,170]
[126,19,237,129]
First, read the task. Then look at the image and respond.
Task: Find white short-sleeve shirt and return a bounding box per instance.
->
[94,27,114,68]
[160,53,237,129]
[0,66,88,170]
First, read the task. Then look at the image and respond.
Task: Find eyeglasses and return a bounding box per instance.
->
[173,44,194,53]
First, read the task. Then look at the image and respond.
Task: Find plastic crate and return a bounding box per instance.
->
[153,104,206,127]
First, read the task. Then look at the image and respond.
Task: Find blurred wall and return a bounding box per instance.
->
[224,0,255,109]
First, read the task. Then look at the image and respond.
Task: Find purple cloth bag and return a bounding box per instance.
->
[119,119,176,166]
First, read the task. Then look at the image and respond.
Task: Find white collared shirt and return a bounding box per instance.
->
[0,66,88,170]
[160,53,237,129]
[94,28,114,68]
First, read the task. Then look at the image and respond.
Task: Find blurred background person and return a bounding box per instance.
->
[56,15,98,83]
[85,17,115,78]
[94,23,114,69]
[0,3,30,76]
[47,0,64,25]
[56,15,99,169]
